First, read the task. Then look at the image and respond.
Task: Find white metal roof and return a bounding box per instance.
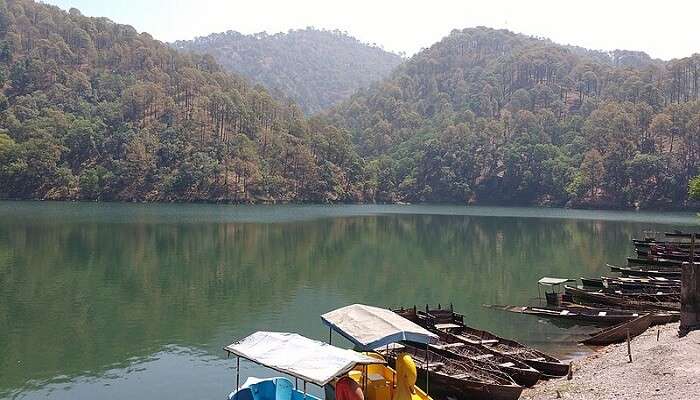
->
[321,304,438,350]
[538,277,575,286]
[224,331,382,386]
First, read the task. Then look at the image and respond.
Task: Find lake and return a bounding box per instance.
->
[0,201,697,399]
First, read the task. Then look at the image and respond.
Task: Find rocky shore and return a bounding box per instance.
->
[523,323,700,400]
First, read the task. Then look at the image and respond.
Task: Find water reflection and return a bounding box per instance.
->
[0,202,697,399]
[6,346,235,400]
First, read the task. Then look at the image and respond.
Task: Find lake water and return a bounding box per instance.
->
[0,202,697,399]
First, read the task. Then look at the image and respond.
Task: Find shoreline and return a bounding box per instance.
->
[0,198,699,213]
[523,323,700,400]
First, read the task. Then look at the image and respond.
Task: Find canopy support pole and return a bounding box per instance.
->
[329,327,332,345]
[425,342,430,395]
[363,364,368,393]
[236,356,240,389]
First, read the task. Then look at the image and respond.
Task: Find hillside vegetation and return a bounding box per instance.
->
[329,28,700,208]
[0,2,698,209]
[0,0,361,202]
[173,28,403,115]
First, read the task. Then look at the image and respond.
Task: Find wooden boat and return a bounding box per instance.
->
[585,276,680,293]
[627,257,683,268]
[394,307,570,378]
[496,303,677,326]
[601,288,680,302]
[496,304,646,326]
[564,285,680,312]
[609,282,680,295]
[604,276,680,289]
[428,339,541,387]
[633,239,691,249]
[380,343,524,400]
[637,249,699,262]
[606,281,680,293]
[580,277,604,288]
[581,314,653,346]
[664,231,699,238]
[569,282,679,302]
[608,264,681,278]
[606,275,681,285]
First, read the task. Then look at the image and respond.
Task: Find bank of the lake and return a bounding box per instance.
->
[0,201,698,400]
[524,323,700,400]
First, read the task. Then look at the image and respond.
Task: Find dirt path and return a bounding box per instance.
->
[522,323,700,400]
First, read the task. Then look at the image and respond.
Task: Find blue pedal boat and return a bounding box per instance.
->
[228,377,321,400]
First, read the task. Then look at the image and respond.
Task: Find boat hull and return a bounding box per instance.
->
[565,285,680,312]
[581,314,653,346]
[382,349,523,400]
[413,366,523,400]
[428,341,541,387]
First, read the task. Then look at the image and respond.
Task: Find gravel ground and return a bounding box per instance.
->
[522,323,700,400]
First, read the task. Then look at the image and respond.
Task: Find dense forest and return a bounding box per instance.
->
[0,0,362,203]
[328,28,700,208]
[173,28,403,115]
[0,1,698,208]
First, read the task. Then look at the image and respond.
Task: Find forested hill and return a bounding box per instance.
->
[0,3,698,210]
[0,0,364,203]
[328,27,700,209]
[172,28,403,115]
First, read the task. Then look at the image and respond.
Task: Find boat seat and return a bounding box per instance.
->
[531,357,546,361]
[479,339,499,345]
[452,334,479,344]
[472,354,493,360]
[451,373,469,379]
[432,342,464,349]
[275,379,294,400]
[366,373,386,383]
[499,362,515,368]
[425,362,445,370]
[597,312,607,316]
[434,323,461,330]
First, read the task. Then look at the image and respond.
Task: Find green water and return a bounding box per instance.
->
[0,202,697,399]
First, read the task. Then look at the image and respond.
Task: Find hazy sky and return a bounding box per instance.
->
[43,0,699,60]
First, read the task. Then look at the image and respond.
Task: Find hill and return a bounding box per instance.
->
[328,27,700,208]
[0,0,363,202]
[173,28,403,115]
[0,6,698,209]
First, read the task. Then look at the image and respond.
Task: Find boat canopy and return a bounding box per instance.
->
[538,277,575,286]
[321,304,438,350]
[224,331,383,386]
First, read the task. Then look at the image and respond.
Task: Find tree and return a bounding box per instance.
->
[689,176,700,200]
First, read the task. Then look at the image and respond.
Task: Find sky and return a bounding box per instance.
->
[43,0,699,60]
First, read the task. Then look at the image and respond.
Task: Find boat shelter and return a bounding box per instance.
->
[224,331,384,388]
[321,304,440,395]
[321,304,438,350]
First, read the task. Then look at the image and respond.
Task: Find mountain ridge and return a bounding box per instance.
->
[173,27,404,115]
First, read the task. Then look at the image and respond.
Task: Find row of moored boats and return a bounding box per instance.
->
[492,231,692,346]
[225,304,572,400]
